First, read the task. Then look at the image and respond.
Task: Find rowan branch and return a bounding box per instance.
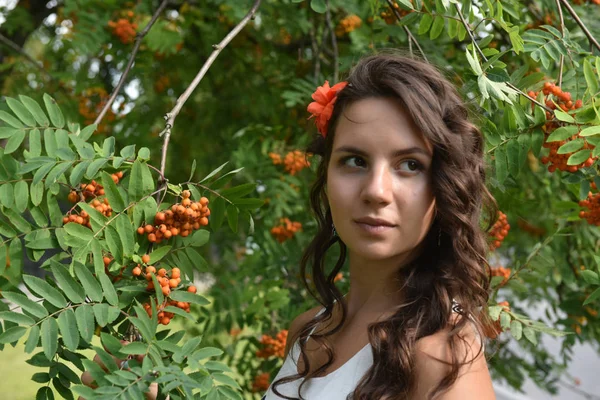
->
[0,32,53,79]
[325,0,339,82]
[554,0,565,87]
[159,0,262,182]
[558,0,600,54]
[386,0,429,63]
[94,0,170,127]
[453,4,552,113]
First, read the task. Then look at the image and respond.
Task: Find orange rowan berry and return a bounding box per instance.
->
[133,266,142,276]
[187,285,197,294]
[142,254,151,264]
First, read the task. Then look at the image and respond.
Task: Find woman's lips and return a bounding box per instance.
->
[354,221,396,234]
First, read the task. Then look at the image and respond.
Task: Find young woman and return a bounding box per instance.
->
[262,52,498,399]
[80,52,497,400]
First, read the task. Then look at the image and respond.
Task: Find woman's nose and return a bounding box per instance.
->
[361,164,393,205]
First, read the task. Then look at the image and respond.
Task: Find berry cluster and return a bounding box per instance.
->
[578,182,600,226]
[516,218,546,237]
[270,218,302,243]
[335,15,362,36]
[108,13,138,44]
[62,198,112,228]
[77,87,119,134]
[256,330,288,359]
[137,191,210,243]
[251,372,271,393]
[380,1,414,24]
[491,266,511,286]
[533,82,595,173]
[68,173,124,203]
[270,151,311,175]
[489,211,509,251]
[141,295,192,326]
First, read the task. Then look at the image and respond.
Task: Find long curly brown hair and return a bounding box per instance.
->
[271,51,498,400]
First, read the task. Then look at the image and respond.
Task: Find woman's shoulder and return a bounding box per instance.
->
[283,304,325,359]
[413,314,494,399]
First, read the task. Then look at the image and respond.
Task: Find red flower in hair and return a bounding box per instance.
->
[307,80,348,137]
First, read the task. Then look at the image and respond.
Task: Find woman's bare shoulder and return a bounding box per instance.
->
[284,305,324,358]
[412,315,495,399]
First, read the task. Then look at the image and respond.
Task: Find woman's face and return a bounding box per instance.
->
[326,97,436,263]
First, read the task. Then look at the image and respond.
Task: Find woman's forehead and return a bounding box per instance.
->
[334,98,433,155]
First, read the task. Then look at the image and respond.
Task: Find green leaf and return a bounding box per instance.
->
[19,95,50,126]
[310,0,326,13]
[85,158,108,179]
[74,262,103,302]
[30,181,44,206]
[57,308,80,352]
[567,150,590,166]
[583,287,600,305]
[91,239,104,276]
[121,341,148,355]
[580,126,600,137]
[116,214,134,258]
[510,320,523,340]
[494,144,508,184]
[163,306,195,322]
[78,124,97,141]
[169,291,210,306]
[92,303,109,327]
[212,373,241,390]
[546,126,579,142]
[1,291,48,319]
[0,311,36,325]
[0,183,14,209]
[506,139,520,177]
[581,270,600,284]
[49,261,85,304]
[227,204,239,233]
[101,171,125,212]
[149,245,172,264]
[584,58,599,95]
[32,162,56,186]
[128,160,154,202]
[3,129,26,154]
[0,326,28,344]
[429,16,445,39]
[98,271,118,306]
[105,226,123,265]
[0,110,25,128]
[192,347,224,361]
[64,222,93,242]
[25,325,40,353]
[557,139,584,154]
[6,97,36,126]
[210,196,226,230]
[43,94,65,128]
[36,386,55,400]
[41,317,59,360]
[23,275,67,308]
[13,180,29,213]
[75,305,95,343]
[44,161,73,188]
[523,327,537,345]
[554,109,575,123]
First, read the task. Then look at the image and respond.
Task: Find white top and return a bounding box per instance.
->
[262,299,469,399]
[262,305,373,400]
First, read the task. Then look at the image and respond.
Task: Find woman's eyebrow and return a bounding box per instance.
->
[333,145,431,158]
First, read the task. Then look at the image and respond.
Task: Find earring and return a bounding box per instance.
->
[332,223,337,237]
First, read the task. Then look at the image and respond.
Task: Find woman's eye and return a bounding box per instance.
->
[398,160,423,172]
[342,156,366,168]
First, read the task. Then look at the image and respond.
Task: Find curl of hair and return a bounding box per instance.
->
[271,50,498,400]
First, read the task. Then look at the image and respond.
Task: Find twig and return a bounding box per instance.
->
[558,0,600,54]
[325,0,339,82]
[555,0,565,87]
[453,4,552,113]
[0,32,53,79]
[159,0,262,181]
[94,0,170,126]
[386,0,429,63]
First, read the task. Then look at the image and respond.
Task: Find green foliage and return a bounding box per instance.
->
[1,0,600,398]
